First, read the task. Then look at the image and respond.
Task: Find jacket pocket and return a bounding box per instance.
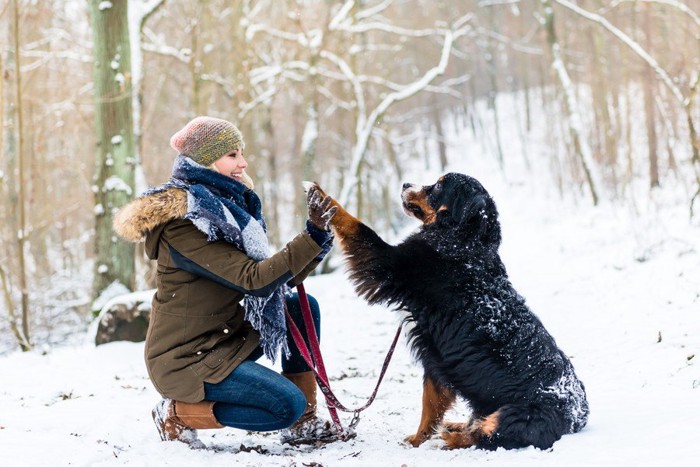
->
[202,347,225,369]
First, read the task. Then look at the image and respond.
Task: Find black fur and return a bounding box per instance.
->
[341,173,589,450]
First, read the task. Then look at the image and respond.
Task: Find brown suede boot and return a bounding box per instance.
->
[152,398,224,449]
[279,371,347,445]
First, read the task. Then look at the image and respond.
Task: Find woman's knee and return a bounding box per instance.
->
[274,380,307,428]
[286,293,321,333]
[208,370,308,431]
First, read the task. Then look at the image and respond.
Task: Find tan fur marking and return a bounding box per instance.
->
[439,410,500,449]
[441,429,477,449]
[479,411,500,437]
[405,378,456,447]
[403,191,437,224]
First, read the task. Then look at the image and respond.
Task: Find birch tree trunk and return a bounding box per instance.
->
[89,0,136,299]
[12,0,30,351]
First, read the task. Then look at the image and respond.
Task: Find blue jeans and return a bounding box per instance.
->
[203,293,321,431]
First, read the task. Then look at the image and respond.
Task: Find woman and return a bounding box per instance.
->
[113,116,339,447]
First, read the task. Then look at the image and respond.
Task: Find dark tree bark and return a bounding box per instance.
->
[89,0,136,298]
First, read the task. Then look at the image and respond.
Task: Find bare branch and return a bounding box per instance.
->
[606,0,700,28]
[141,27,191,63]
[328,0,354,30]
[355,0,393,21]
[338,25,469,204]
[554,0,686,105]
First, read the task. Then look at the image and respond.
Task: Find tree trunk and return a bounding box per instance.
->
[300,101,319,227]
[89,0,136,299]
[12,0,30,351]
[431,98,448,171]
[485,7,504,169]
[643,3,659,188]
[542,0,600,205]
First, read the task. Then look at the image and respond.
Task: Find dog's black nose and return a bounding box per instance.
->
[402,183,412,190]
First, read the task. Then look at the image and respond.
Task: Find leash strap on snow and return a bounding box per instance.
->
[285,282,402,439]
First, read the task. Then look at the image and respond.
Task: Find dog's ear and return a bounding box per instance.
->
[437,189,482,225]
[438,192,501,246]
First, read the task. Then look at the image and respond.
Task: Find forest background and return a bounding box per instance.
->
[0,0,698,353]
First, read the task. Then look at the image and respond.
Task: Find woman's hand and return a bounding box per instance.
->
[307,186,337,231]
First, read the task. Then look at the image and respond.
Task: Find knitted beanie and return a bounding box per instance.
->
[170,116,244,167]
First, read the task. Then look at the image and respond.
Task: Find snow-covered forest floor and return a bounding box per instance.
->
[2,102,699,466]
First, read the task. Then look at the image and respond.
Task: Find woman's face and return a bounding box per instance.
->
[213,149,248,182]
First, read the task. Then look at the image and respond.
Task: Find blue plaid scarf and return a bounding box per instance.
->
[144,155,288,361]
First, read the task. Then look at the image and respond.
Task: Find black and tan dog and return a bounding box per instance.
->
[307,173,589,450]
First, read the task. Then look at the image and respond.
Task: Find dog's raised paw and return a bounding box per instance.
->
[301,181,318,193]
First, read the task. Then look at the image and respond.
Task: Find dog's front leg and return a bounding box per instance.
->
[405,376,455,447]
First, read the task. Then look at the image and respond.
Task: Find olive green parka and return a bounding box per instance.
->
[113,187,323,402]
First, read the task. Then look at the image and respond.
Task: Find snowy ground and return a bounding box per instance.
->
[2,109,700,465]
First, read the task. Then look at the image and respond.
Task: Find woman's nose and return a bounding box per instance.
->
[239,155,248,168]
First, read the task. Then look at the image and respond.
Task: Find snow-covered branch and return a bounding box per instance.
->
[554,0,686,105]
[358,74,465,99]
[338,25,469,205]
[237,86,278,121]
[355,0,393,21]
[245,23,303,43]
[249,61,312,86]
[475,25,544,55]
[318,86,354,114]
[320,49,368,132]
[328,1,354,30]
[141,28,191,63]
[606,0,700,28]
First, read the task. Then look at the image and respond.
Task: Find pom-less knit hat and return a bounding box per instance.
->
[170,116,244,167]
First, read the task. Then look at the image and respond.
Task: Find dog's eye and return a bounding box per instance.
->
[434,182,442,192]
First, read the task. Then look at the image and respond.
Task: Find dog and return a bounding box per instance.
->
[307,173,589,450]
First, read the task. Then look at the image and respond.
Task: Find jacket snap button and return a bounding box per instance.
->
[223,328,229,334]
[196,351,202,355]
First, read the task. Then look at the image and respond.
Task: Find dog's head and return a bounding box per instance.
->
[401,173,501,245]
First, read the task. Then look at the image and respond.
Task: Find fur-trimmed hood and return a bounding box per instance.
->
[113,188,187,257]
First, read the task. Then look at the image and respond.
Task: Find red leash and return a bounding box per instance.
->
[285,282,402,439]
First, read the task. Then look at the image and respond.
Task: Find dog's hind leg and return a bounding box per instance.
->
[441,411,501,450]
[441,421,468,432]
[443,404,568,450]
[405,377,455,447]
[477,404,568,450]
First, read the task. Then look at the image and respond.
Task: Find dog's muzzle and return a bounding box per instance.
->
[401,183,424,218]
